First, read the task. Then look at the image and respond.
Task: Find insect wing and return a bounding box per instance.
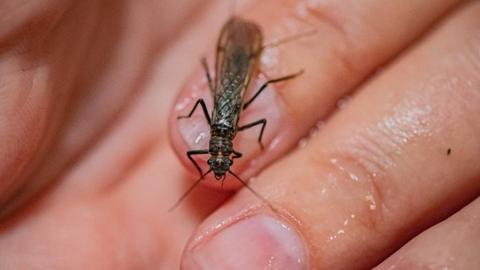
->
[213,17,263,102]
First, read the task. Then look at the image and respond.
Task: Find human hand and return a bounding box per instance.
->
[171,0,480,269]
[0,0,479,269]
[0,0,217,268]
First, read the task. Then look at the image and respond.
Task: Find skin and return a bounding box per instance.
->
[0,0,479,269]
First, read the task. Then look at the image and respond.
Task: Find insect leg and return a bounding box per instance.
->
[223,150,242,190]
[201,57,214,93]
[238,119,267,150]
[243,70,304,110]
[232,150,242,159]
[187,149,209,176]
[177,98,211,125]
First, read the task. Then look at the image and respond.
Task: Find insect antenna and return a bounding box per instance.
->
[169,169,213,212]
[263,29,317,49]
[228,170,277,212]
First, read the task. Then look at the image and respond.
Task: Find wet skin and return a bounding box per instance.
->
[1,1,480,269]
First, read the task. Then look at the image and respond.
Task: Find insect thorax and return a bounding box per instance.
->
[209,126,234,154]
[211,123,235,139]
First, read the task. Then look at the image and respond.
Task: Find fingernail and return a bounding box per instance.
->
[176,74,283,154]
[177,112,210,148]
[182,215,307,270]
[235,76,282,153]
[175,73,212,149]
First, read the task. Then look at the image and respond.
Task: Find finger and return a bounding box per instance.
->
[181,2,480,269]
[169,0,463,189]
[375,197,480,270]
[0,0,212,218]
[0,0,75,214]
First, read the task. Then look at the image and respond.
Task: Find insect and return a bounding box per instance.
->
[170,16,307,211]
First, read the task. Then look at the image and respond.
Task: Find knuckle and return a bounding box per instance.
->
[446,2,480,76]
[307,133,404,233]
[291,0,377,76]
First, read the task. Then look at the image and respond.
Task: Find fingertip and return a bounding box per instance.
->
[180,204,308,270]
[169,62,291,191]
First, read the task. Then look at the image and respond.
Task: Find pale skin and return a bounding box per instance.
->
[0,0,479,269]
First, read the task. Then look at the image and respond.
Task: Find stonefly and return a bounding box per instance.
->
[170,16,309,211]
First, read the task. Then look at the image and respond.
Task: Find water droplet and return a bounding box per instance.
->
[267,255,275,268]
[365,194,376,210]
[261,47,279,71]
[349,172,359,182]
[337,95,352,110]
[298,138,308,148]
[269,137,282,150]
[175,97,192,111]
[327,227,347,242]
[308,121,325,138]
[328,235,337,241]
[194,132,207,145]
